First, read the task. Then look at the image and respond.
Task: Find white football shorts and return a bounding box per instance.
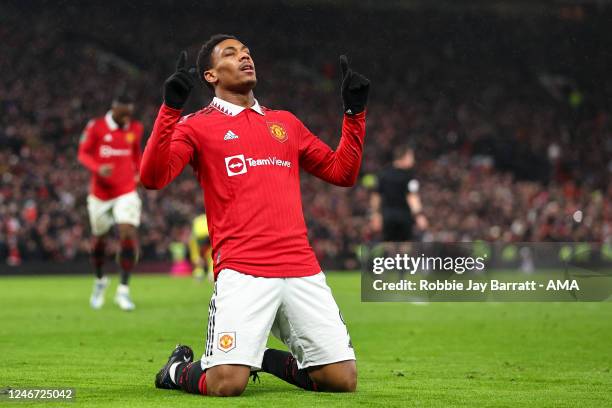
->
[87,191,141,236]
[200,268,355,371]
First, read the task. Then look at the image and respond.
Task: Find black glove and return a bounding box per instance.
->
[163,51,196,109]
[339,55,370,115]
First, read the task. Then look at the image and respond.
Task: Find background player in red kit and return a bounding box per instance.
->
[78,93,143,311]
[142,34,369,396]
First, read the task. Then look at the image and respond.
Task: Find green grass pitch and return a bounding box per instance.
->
[1,272,611,407]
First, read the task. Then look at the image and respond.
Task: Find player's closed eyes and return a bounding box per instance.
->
[223,48,250,58]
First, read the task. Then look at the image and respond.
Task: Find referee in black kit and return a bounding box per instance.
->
[370,143,428,241]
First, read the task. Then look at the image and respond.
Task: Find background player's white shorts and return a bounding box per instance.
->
[200,268,355,371]
[87,191,141,236]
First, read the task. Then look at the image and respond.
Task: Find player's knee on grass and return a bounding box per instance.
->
[309,360,357,392]
[206,365,250,397]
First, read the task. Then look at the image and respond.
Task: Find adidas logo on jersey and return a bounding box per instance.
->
[223,130,239,140]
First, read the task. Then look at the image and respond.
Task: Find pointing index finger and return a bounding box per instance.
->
[176,50,187,71]
[339,54,349,78]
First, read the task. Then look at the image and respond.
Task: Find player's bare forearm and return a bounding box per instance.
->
[370,192,381,214]
[407,193,428,230]
[407,192,422,214]
[369,192,382,232]
[140,104,189,190]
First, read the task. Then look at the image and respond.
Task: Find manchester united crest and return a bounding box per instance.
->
[125,132,135,144]
[217,332,236,353]
[267,122,288,143]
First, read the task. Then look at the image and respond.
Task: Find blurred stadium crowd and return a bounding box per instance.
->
[1,2,610,269]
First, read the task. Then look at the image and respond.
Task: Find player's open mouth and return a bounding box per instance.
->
[240,63,255,73]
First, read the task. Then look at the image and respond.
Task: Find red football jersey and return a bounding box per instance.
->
[78,112,143,200]
[141,97,366,278]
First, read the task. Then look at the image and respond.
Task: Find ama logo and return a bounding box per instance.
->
[225,154,247,176]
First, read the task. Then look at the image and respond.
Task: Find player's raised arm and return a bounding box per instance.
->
[132,123,144,176]
[140,51,198,190]
[298,55,370,187]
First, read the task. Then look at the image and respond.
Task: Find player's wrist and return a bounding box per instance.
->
[415,212,427,222]
[344,110,366,118]
[368,210,382,222]
[162,98,187,110]
[161,103,184,114]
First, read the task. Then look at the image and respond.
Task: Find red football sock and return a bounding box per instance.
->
[177,361,208,395]
[118,238,137,285]
[261,349,318,391]
[91,237,106,279]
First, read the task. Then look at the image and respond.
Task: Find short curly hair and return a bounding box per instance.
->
[196,34,237,92]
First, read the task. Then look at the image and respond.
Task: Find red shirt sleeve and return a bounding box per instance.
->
[132,123,143,174]
[78,120,100,173]
[298,111,366,187]
[140,104,198,190]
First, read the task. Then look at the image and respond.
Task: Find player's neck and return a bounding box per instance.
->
[214,90,255,109]
[111,113,125,128]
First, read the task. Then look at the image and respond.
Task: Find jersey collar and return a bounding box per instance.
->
[211,97,264,116]
[105,111,129,131]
